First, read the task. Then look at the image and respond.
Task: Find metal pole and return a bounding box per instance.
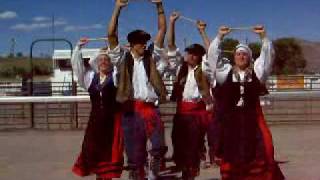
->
[183,38,187,49]
[29,41,35,128]
[52,14,55,51]
[10,38,16,57]
[29,38,74,128]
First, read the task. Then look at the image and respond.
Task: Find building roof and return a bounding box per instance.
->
[52,48,101,60]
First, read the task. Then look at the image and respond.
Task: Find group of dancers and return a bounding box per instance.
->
[71,0,285,179]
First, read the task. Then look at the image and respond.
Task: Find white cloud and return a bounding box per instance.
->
[9,16,102,33]
[10,23,51,31]
[10,18,68,31]
[55,19,67,26]
[64,24,103,32]
[32,16,67,25]
[32,16,50,22]
[0,11,17,19]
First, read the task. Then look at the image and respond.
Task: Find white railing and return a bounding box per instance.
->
[1,91,320,130]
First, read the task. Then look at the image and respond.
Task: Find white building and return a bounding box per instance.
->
[51,48,101,82]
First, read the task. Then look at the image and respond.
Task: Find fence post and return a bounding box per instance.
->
[73,82,79,129]
[29,82,34,128]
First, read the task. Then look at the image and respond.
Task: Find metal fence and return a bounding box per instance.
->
[1,75,320,97]
[0,91,320,130]
[268,75,320,91]
[1,75,320,129]
[0,81,86,96]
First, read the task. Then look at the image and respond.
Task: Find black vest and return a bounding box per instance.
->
[214,70,267,115]
[123,50,152,82]
[88,72,118,114]
[116,50,167,103]
[171,62,212,103]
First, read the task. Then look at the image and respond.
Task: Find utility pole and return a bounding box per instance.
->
[10,38,16,57]
[183,38,187,49]
[52,14,55,51]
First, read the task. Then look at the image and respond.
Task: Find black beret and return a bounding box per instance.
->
[184,43,206,57]
[127,29,151,44]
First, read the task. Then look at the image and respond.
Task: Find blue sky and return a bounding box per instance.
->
[0,0,320,56]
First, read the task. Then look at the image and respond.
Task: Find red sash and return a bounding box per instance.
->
[123,100,163,137]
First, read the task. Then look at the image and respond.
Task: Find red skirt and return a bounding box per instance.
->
[219,103,284,180]
[72,112,124,179]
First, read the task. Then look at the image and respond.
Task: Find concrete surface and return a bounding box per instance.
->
[0,124,320,180]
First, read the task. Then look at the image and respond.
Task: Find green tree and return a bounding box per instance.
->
[16,52,23,57]
[220,38,239,62]
[249,42,262,60]
[220,37,306,75]
[7,53,14,58]
[220,38,262,63]
[272,38,306,75]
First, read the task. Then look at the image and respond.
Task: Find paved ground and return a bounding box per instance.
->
[1,124,320,180]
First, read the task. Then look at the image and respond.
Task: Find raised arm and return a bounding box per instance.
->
[71,38,94,90]
[107,0,128,50]
[106,0,128,70]
[207,26,232,85]
[167,12,180,51]
[197,20,210,51]
[165,12,183,75]
[199,21,214,87]
[253,25,274,83]
[152,0,166,48]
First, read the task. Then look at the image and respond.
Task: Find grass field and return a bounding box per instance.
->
[0,57,52,79]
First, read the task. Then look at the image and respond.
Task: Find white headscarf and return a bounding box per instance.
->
[235,43,253,61]
[88,48,110,72]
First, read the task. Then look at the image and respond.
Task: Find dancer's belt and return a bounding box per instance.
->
[181,98,202,103]
[134,98,159,106]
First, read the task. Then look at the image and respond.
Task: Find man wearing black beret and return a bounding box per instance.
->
[167,12,215,180]
[106,0,168,179]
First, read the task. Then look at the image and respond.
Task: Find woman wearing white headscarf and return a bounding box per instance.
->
[71,38,123,180]
[207,25,284,180]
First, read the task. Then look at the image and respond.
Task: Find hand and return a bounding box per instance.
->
[151,0,162,4]
[170,11,180,22]
[218,25,231,38]
[197,20,207,32]
[206,103,214,112]
[116,0,128,8]
[252,25,266,38]
[78,37,89,47]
